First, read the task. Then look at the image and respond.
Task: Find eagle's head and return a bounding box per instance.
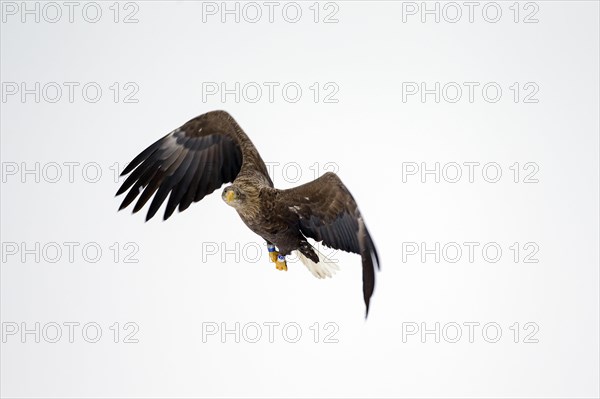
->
[221,185,246,208]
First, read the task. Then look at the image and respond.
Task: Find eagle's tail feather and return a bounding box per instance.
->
[295,247,340,279]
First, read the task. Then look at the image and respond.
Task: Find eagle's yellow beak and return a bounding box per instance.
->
[225,190,235,203]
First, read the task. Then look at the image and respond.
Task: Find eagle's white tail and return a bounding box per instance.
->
[294,247,340,279]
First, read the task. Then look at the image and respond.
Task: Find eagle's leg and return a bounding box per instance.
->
[267,242,287,271]
[275,254,288,271]
[267,243,279,263]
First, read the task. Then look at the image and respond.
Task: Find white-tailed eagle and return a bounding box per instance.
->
[116,111,380,316]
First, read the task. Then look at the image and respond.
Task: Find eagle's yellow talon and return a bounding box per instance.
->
[269,251,279,263]
[275,260,287,271]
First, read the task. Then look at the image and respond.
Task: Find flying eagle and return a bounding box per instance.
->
[116,111,380,316]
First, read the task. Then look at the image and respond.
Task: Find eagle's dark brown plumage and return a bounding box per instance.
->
[116,110,380,316]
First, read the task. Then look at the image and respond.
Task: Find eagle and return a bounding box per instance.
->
[116,111,380,316]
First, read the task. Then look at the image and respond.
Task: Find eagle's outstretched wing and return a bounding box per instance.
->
[116,110,271,221]
[279,172,380,316]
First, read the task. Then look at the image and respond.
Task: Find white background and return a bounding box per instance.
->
[1,1,599,398]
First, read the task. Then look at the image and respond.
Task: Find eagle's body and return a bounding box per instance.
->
[117,111,379,316]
